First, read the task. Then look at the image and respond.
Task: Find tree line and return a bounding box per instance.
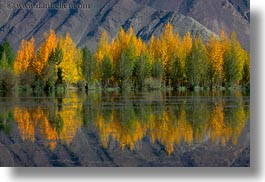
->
[0,23,250,92]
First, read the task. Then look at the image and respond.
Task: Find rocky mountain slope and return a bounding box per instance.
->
[134,0,250,50]
[0,0,249,51]
[1,0,213,51]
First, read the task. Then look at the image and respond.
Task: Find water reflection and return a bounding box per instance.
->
[94,92,249,155]
[12,92,84,150]
[0,91,249,156]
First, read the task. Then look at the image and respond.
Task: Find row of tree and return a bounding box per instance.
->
[93,23,250,90]
[0,23,250,92]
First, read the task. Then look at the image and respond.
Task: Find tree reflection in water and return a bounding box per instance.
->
[13,92,84,150]
[5,91,249,155]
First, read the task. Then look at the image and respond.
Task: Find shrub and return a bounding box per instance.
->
[0,69,17,91]
[76,80,86,91]
[144,78,162,90]
[19,71,35,90]
[151,59,163,80]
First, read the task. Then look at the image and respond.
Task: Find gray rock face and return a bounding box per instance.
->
[0,0,216,51]
[134,0,250,50]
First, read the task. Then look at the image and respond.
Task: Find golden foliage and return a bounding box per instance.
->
[59,33,83,85]
[95,105,193,156]
[94,98,248,155]
[95,30,111,62]
[35,30,58,75]
[14,107,58,150]
[179,32,192,66]
[14,37,36,74]
[58,93,83,145]
[14,93,84,150]
[14,107,36,142]
[13,91,249,155]
[207,35,225,83]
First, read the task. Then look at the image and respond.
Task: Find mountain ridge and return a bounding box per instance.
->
[0,0,249,50]
[134,0,250,50]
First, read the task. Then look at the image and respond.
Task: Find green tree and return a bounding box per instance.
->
[0,51,9,70]
[151,58,163,80]
[185,35,207,88]
[99,55,113,88]
[0,41,16,68]
[44,62,57,91]
[0,50,17,91]
[48,46,63,65]
[134,52,151,90]
[241,54,250,87]
[223,47,240,87]
[170,55,182,89]
[116,47,135,90]
[82,46,95,89]
[223,32,245,87]
[41,47,63,91]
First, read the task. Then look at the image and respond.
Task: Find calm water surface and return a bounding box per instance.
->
[0,90,250,167]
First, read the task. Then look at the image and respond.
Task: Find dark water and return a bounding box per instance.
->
[0,90,250,167]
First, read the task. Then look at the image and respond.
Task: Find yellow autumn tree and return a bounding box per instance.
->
[14,37,36,74]
[94,30,113,82]
[206,34,224,88]
[58,33,83,87]
[111,28,133,65]
[158,39,168,74]
[35,29,58,75]
[157,23,175,80]
[159,23,180,61]
[95,30,111,62]
[179,32,192,62]
[131,29,145,57]
[110,27,143,62]
[147,35,158,63]
[177,32,192,85]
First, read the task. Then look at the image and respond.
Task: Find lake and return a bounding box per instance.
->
[0,90,250,167]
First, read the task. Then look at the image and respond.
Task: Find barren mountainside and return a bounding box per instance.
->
[0,0,249,50]
[134,0,250,50]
